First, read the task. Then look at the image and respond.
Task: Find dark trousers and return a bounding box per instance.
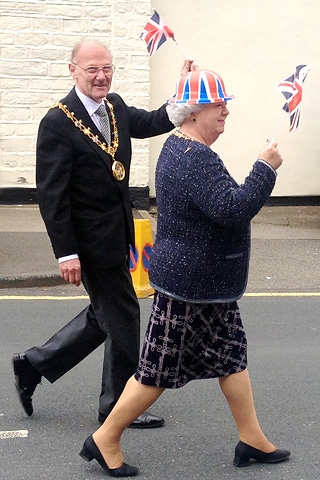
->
[26,262,140,416]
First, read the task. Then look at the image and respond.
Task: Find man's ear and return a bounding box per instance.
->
[69,63,77,79]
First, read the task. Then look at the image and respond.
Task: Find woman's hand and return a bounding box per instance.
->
[258,141,283,171]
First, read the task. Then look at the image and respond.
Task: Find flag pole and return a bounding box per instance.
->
[269,111,287,143]
[171,37,189,59]
[151,7,190,58]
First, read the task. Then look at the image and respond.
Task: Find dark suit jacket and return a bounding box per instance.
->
[36,87,173,269]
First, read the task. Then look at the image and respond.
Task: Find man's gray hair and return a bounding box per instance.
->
[71,40,111,62]
[166,103,203,127]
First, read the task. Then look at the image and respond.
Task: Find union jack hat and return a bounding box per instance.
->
[168,70,234,104]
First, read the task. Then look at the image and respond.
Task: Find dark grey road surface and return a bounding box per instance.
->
[0,291,319,479]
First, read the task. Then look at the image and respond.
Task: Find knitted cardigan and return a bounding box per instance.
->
[149,134,277,303]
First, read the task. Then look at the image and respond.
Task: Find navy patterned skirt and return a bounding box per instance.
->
[134,291,247,388]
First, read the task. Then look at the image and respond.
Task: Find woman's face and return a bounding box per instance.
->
[193,102,229,144]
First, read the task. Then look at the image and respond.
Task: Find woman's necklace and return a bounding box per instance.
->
[51,99,125,181]
[172,129,195,142]
[172,129,197,153]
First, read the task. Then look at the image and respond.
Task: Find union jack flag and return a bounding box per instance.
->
[277,65,310,132]
[140,11,174,56]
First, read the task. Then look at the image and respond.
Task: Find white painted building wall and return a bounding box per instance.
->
[148,0,320,197]
[1,0,320,198]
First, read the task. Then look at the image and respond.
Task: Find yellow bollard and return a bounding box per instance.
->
[129,219,154,298]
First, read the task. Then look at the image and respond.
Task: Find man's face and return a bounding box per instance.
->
[69,43,113,103]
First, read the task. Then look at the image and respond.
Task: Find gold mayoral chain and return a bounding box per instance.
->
[50,99,125,181]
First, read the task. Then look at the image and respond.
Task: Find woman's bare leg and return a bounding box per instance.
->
[92,376,165,468]
[219,368,275,452]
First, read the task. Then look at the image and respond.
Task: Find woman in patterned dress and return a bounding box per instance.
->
[79,70,290,477]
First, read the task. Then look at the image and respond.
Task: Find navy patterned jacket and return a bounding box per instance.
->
[149,134,277,302]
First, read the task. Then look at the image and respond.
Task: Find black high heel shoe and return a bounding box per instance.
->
[79,435,138,477]
[233,441,290,467]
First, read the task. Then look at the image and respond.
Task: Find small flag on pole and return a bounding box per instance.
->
[140,10,175,56]
[277,65,310,132]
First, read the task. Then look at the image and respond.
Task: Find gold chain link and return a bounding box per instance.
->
[50,99,119,160]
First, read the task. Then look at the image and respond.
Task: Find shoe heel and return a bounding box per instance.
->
[12,354,21,375]
[233,455,250,467]
[79,445,94,462]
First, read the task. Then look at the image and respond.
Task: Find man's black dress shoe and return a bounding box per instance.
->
[233,441,291,467]
[12,353,42,416]
[98,410,165,429]
[80,434,138,477]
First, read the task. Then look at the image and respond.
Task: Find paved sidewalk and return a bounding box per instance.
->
[0,204,319,290]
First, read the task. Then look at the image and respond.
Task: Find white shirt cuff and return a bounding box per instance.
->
[58,254,79,263]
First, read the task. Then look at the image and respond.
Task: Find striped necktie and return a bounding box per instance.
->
[95,103,111,144]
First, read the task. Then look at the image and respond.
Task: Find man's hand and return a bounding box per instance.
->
[59,258,82,286]
[180,59,198,75]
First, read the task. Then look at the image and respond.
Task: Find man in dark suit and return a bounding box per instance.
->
[13,40,193,427]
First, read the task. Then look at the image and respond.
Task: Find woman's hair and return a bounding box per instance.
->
[166,103,203,127]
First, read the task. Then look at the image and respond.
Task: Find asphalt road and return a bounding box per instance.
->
[0,287,319,480]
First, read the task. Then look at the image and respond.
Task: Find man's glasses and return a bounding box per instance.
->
[72,63,115,77]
